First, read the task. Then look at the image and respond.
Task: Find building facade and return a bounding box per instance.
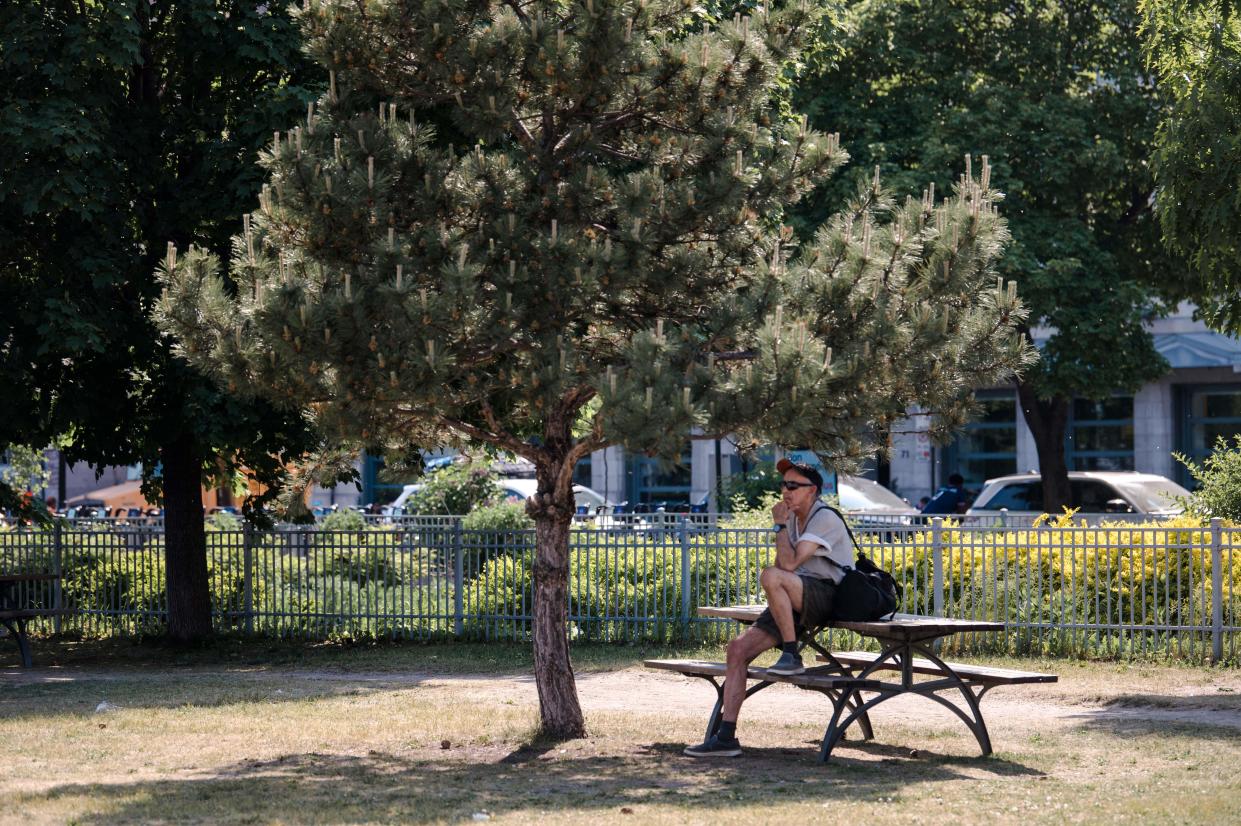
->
[885,302,1241,504]
[575,303,1241,509]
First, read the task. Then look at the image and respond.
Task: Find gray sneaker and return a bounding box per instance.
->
[684,734,742,758]
[767,650,805,675]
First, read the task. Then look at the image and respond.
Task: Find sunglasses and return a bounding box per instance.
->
[780,480,817,491]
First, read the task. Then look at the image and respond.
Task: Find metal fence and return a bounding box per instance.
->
[1,516,1237,663]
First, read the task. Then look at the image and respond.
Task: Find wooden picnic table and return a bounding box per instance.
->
[647,604,1056,761]
[0,573,62,668]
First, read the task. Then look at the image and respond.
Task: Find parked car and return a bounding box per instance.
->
[837,475,920,533]
[965,471,1190,521]
[839,476,917,515]
[64,503,108,519]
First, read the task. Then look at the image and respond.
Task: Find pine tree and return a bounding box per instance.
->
[156,0,1033,739]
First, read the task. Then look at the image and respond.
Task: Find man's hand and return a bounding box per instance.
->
[771,501,789,525]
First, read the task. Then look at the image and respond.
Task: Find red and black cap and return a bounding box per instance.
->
[776,458,824,492]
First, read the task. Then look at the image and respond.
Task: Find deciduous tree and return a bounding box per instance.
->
[1142,0,1241,331]
[796,0,1177,511]
[0,1,319,639]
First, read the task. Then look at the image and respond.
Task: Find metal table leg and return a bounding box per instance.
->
[817,635,993,761]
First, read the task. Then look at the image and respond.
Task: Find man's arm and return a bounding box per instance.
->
[773,530,825,571]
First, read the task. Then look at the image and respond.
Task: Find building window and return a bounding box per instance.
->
[628,445,692,508]
[947,391,1018,488]
[1066,396,1134,471]
[572,454,592,489]
[362,453,407,505]
[1179,385,1241,486]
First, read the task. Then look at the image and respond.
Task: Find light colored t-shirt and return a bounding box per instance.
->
[785,503,855,583]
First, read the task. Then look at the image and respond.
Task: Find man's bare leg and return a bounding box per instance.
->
[685,625,774,756]
[759,566,805,643]
[720,625,778,723]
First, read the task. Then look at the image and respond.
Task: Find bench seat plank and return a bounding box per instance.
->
[820,650,1058,685]
[644,659,880,691]
[697,605,1004,638]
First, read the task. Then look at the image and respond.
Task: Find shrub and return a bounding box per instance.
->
[319,509,367,532]
[722,491,782,528]
[325,546,405,587]
[720,462,782,511]
[408,461,499,515]
[460,502,533,576]
[1177,436,1241,520]
[462,501,533,533]
[206,512,241,531]
[462,531,772,642]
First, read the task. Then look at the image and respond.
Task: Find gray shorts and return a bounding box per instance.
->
[753,575,837,645]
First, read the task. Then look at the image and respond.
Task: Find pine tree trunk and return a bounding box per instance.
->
[530,508,585,739]
[161,433,212,642]
[527,449,586,741]
[1017,382,1072,515]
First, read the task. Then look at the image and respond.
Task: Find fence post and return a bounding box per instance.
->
[932,517,945,617]
[243,522,255,636]
[1211,517,1223,664]
[453,522,464,638]
[52,521,63,635]
[679,517,691,637]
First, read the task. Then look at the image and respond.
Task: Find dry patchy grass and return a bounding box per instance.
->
[1,641,1240,825]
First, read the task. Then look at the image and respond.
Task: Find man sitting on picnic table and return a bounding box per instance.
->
[685,458,855,758]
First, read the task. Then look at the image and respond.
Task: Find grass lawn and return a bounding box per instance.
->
[2,638,1240,824]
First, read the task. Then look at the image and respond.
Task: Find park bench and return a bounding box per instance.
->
[649,605,1058,761]
[0,573,64,668]
[819,650,1058,690]
[645,658,883,747]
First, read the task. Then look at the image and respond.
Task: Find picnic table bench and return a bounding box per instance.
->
[0,573,63,668]
[647,604,1057,761]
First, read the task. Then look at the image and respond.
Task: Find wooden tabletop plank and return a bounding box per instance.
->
[696,605,1003,635]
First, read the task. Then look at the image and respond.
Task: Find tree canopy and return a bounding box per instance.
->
[1142,0,1241,331]
[157,0,1032,737]
[0,0,321,637]
[796,0,1177,508]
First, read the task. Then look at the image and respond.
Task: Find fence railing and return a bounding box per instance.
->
[1,517,1236,663]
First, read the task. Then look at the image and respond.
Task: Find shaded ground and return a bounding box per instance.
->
[2,642,1240,824]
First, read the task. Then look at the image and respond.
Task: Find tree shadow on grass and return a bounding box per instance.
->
[37,745,1043,824]
[1067,704,1241,741]
[1100,693,1241,713]
[0,672,440,722]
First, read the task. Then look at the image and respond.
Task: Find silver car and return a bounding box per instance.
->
[965,471,1190,523]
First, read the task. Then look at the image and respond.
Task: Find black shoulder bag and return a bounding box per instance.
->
[816,504,902,622]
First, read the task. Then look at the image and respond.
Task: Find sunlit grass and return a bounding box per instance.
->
[2,640,1240,824]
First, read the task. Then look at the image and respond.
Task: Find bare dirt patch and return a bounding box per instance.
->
[8,659,1241,732]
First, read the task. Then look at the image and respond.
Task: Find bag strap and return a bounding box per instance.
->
[816,502,861,557]
[817,503,899,620]
[801,501,859,572]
